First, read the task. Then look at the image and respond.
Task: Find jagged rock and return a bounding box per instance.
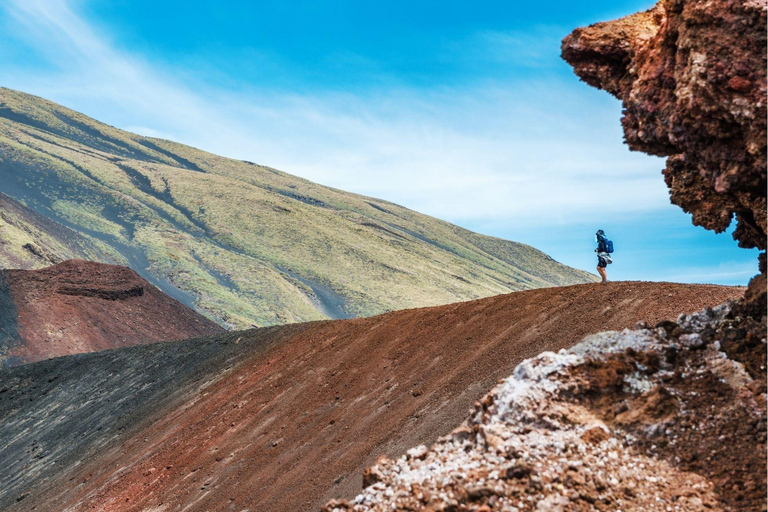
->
[562,0,766,253]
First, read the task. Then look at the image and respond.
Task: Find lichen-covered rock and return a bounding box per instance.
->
[561,0,767,253]
[324,300,766,511]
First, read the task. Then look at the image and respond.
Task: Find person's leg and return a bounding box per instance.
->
[597,265,608,282]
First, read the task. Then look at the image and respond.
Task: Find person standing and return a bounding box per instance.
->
[594,229,612,282]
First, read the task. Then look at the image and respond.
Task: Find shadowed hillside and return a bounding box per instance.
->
[0,87,596,328]
[0,281,742,511]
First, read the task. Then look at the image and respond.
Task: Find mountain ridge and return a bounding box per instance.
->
[0,86,596,328]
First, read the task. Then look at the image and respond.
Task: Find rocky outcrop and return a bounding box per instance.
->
[0,260,223,367]
[561,0,767,253]
[325,300,766,511]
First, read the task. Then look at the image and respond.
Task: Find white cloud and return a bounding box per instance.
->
[1,0,668,229]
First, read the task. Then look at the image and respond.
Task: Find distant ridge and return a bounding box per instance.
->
[0,87,596,328]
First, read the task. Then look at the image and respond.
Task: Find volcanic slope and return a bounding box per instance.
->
[0,87,595,329]
[0,281,741,512]
[0,260,223,368]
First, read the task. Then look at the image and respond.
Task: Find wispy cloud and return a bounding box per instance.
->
[652,261,758,286]
[1,0,667,228]
[453,26,571,69]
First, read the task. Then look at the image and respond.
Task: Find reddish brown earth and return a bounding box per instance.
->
[562,0,767,252]
[324,297,766,512]
[0,259,223,367]
[0,281,742,512]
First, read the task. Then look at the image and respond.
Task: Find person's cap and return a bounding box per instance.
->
[596,229,605,235]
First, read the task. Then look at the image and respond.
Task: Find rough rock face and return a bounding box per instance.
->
[325,299,766,511]
[561,0,767,253]
[0,260,223,367]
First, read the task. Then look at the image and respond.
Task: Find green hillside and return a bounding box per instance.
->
[0,191,121,269]
[0,87,597,328]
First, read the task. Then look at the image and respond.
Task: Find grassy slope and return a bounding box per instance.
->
[0,87,597,327]
[0,192,122,269]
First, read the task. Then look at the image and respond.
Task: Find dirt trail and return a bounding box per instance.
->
[0,281,742,511]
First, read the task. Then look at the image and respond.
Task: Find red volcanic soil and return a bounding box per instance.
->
[0,259,223,367]
[322,298,766,512]
[0,281,743,512]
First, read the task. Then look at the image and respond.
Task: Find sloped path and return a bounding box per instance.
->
[0,281,743,511]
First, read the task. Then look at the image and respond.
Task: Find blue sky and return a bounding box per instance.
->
[0,0,759,285]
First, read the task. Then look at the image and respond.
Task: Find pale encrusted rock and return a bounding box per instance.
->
[325,300,766,511]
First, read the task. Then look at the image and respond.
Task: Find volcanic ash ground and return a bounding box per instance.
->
[324,300,767,512]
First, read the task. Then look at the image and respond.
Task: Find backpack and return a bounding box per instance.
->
[604,239,614,253]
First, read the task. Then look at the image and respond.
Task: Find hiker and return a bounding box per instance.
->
[594,229,613,282]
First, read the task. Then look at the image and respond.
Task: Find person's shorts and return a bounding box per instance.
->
[597,253,612,268]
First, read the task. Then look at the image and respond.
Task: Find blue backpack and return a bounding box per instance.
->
[604,239,614,253]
